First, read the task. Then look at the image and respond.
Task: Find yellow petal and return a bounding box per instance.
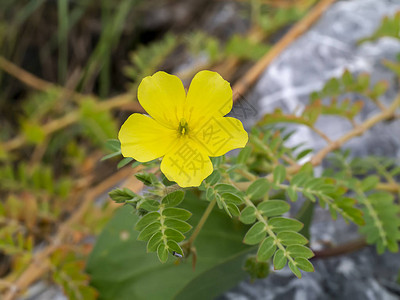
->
[118,113,177,162]
[192,117,248,157]
[138,71,186,128]
[185,70,232,127]
[161,137,213,187]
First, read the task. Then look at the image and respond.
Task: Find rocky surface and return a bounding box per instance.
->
[222,0,400,299]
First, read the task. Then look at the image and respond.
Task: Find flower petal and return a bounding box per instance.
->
[138,71,186,128]
[193,117,248,157]
[185,70,232,127]
[118,113,177,162]
[161,137,213,187]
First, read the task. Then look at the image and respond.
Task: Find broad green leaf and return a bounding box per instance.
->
[162,191,185,207]
[135,212,161,231]
[268,217,303,233]
[87,192,251,300]
[257,200,290,217]
[273,165,286,184]
[276,231,308,246]
[286,245,314,259]
[295,257,314,272]
[157,243,169,263]
[239,206,257,224]
[137,222,162,241]
[164,219,192,233]
[246,179,270,200]
[257,237,276,261]
[273,249,287,270]
[147,232,164,253]
[288,261,301,278]
[243,222,266,245]
[162,208,192,221]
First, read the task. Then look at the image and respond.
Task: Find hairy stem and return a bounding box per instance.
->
[187,197,217,246]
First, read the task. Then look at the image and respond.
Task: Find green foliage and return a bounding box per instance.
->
[358,11,400,44]
[51,249,98,300]
[225,35,270,60]
[124,33,178,84]
[326,153,400,254]
[259,70,389,127]
[87,192,252,300]
[79,98,117,146]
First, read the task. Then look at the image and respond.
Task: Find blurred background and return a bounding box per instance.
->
[1,0,400,299]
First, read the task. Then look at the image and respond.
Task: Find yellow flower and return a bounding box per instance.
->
[118,70,248,187]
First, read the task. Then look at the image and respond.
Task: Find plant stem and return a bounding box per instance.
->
[188,197,217,246]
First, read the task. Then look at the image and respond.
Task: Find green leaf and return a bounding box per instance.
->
[295,257,314,272]
[287,187,298,202]
[221,193,244,205]
[147,232,163,253]
[162,208,192,221]
[135,212,161,231]
[162,191,185,207]
[138,200,160,212]
[246,179,270,200]
[276,231,308,246]
[273,249,287,270]
[360,175,379,191]
[164,219,192,233]
[137,222,161,241]
[135,173,159,186]
[105,139,121,152]
[257,200,290,217]
[273,165,286,184]
[214,184,240,195]
[157,243,169,263]
[167,240,183,256]
[108,188,136,203]
[257,237,276,261]
[118,157,134,169]
[205,171,221,185]
[164,229,185,242]
[286,245,314,259]
[268,217,303,233]
[87,192,251,300]
[243,222,267,245]
[237,146,252,165]
[226,203,240,217]
[239,206,257,224]
[288,261,302,278]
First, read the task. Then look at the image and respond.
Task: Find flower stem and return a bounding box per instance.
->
[188,197,217,246]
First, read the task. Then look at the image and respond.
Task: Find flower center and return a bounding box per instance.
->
[178,118,189,136]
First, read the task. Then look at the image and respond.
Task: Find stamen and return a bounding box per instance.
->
[178,118,189,135]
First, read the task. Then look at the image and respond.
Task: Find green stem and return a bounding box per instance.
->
[188,197,217,246]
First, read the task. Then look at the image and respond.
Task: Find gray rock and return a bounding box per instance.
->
[223,0,400,299]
